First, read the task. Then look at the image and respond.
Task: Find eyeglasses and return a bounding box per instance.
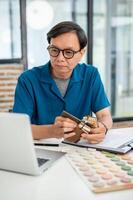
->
[47,46,81,59]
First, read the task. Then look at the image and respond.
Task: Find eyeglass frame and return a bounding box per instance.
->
[47,45,81,59]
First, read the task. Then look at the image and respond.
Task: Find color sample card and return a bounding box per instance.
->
[66,148,133,193]
[40,144,133,193]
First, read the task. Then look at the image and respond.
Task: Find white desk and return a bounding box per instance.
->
[0,147,133,200]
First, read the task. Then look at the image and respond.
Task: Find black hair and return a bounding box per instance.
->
[47,21,87,49]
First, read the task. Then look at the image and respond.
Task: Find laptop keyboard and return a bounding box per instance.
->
[37,158,49,167]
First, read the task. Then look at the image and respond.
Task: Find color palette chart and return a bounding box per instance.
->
[40,144,133,193]
[66,147,133,193]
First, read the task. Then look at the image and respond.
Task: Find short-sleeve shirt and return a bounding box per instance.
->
[13,61,110,124]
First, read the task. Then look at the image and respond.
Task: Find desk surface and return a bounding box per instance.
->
[0,145,133,200]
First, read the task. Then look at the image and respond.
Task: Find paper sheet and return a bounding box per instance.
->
[78,127,133,148]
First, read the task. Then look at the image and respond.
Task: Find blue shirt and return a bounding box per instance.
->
[13,62,110,124]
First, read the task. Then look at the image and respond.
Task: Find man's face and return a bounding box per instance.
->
[48,32,85,79]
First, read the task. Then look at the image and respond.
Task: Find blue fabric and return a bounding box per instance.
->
[13,61,110,124]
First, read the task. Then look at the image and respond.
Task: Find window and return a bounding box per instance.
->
[26,0,87,68]
[0,0,21,59]
[93,0,133,118]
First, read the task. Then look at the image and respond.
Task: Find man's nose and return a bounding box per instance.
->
[57,50,65,60]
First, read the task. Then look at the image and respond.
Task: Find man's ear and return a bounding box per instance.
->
[80,48,86,58]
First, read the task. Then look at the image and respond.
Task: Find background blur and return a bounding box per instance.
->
[0,0,133,121]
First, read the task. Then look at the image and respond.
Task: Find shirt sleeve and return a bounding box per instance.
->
[13,75,35,118]
[91,68,110,113]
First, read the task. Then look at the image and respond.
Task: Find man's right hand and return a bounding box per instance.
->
[53,116,77,138]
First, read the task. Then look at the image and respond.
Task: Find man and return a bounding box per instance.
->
[13,21,112,143]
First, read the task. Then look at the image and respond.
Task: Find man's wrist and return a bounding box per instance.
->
[99,121,108,134]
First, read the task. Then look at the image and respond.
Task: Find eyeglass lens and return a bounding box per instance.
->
[47,46,79,59]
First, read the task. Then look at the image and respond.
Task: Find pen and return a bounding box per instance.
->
[34,143,59,147]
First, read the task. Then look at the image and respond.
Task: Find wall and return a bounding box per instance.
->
[0,64,23,112]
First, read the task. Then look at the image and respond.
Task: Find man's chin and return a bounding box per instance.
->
[55,71,72,79]
[58,73,70,79]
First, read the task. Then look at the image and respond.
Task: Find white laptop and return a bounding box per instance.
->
[0,112,66,175]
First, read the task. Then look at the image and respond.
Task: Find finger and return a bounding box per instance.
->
[62,121,77,128]
[55,116,76,124]
[63,127,76,132]
[55,116,71,124]
[55,116,64,122]
[64,132,76,139]
[90,128,102,134]
[81,133,105,141]
[89,140,99,144]
[55,120,76,129]
[90,126,106,134]
[54,121,63,128]
[62,117,76,123]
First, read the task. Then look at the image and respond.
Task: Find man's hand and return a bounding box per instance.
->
[81,121,107,143]
[54,116,77,139]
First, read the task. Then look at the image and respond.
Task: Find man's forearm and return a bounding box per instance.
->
[98,115,113,130]
[31,124,54,139]
[96,108,113,130]
[31,124,64,139]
